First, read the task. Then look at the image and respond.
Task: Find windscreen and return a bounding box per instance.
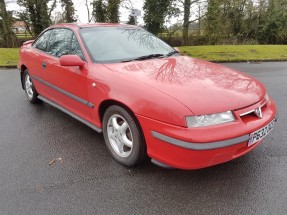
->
[80,26,174,63]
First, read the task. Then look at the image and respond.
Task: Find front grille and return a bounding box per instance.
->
[237,99,268,123]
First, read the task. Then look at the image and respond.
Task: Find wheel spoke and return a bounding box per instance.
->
[122,134,133,148]
[112,118,120,130]
[25,75,34,98]
[119,122,128,134]
[28,88,33,96]
[117,141,124,154]
[27,77,32,85]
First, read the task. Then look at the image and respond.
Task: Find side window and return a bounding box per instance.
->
[70,34,85,60]
[33,30,52,52]
[47,29,73,58]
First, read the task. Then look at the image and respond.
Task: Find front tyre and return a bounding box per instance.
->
[103,105,146,167]
[23,70,39,103]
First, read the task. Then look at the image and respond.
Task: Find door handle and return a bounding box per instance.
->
[42,62,47,69]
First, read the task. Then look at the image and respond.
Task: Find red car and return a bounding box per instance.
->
[18,23,277,170]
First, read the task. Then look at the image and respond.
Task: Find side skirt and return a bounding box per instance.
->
[151,159,174,169]
[38,95,102,133]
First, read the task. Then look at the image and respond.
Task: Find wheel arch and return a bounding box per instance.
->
[98,99,146,140]
[99,99,148,162]
[99,99,137,124]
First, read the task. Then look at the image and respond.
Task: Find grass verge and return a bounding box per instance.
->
[0,45,287,67]
[179,45,287,62]
[0,48,19,67]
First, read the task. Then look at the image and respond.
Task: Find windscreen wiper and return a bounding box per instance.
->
[165,50,179,57]
[122,54,164,62]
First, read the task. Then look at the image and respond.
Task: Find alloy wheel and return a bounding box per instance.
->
[106,114,134,158]
[25,74,34,100]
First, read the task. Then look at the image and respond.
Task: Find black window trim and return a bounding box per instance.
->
[69,33,85,61]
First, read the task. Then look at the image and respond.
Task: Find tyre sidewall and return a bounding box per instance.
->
[23,70,39,103]
[103,105,146,167]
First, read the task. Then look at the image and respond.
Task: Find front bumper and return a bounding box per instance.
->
[136,97,277,170]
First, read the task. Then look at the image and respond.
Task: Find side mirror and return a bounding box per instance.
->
[59,55,85,68]
[173,47,180,52]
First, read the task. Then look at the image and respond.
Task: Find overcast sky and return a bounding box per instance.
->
[75,0,144,24]
[7,0,145,24]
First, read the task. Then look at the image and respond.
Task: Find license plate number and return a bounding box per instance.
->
[248,118,276,147]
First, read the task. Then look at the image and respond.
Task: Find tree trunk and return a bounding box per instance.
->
[0,0,18,48]
[23,20,33,37]
[197,3,201,35]
[182,0,191,46]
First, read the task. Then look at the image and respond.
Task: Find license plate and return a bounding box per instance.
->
[248,118,276,147]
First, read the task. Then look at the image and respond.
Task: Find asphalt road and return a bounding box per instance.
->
[0,62,286,215]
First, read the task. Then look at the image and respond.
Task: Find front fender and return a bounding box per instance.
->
[87,65,193,128]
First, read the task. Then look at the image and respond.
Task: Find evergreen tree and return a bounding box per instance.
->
[61,0,77,23]
[17,0,54,36]
[92,0,107,22]
[107,0,121,23]
[92,0,120,23]
[259,0,287,43]
[143,0,172,35]
[205,0,221,40]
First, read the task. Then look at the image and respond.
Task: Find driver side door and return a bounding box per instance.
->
[41,28,92,122]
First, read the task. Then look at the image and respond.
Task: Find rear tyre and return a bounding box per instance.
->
[102,105,146,167]
[23,70,40,103]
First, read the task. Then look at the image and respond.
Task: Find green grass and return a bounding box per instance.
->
[179,45,287,62]
[15,33,34,38]
[16,35,33,39]
[0,48,19,67]
[0,45,287,67]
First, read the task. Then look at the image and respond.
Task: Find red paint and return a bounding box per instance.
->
[59,55,86,67]
[19,23,277,170]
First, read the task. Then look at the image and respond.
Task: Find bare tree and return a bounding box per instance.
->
[85,0,93,22]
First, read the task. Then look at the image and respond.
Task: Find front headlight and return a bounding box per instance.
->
[186,111,235,128]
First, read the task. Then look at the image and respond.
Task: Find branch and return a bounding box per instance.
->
[166,14,206,38]
[85,0,92,22]
[187,14,206,25]
[49,0,57,17]
[167,25,183,37]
